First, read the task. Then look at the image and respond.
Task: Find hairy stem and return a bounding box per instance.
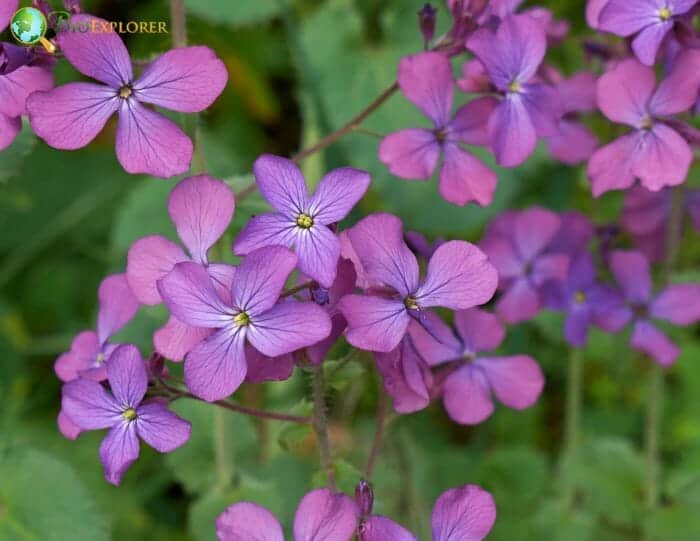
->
[364,388,387,479]
[169,0,187,48]
[311,364,336,490]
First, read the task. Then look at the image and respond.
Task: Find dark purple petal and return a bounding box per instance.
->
[293,488,359,541]
[521,83,562,137]
[133,46,228,113]
[431,485,497,541]
[127,235,188,305]
[135,401,191,452]
[99,421,139,486]
[650,285,700,324]
[443,365,494,424]
[630,320,679,366]
[244,345,294,383]
[55,331,100,382]
[61,378,121,430]
[253,154,309,217]
[649,49,700,115]
[488,95,537,167]
[158,262,232,328]
[26,83,119,150]
[596,59,654,126]
[359,515,417,541]
[295,225,341,288]
[247,301,332,357]
[153,316,211,362]
[589,285,632,331]
[409,314,461,366]
[168,175,235,264]
[415,241,498,310]
[609,250,652,303]
[0,113,20,150]
[116,100,193,178]
[0,66,53,118]
[216,502,284,541]
[308,167,371,225]
[531,253,570,286]
[107,344,147,408]
[454,308,505,354]
[479,355,544,409]
[565,307,592,347]
[547,212,595,255]
[56,15,132,87]
[339,295,409,353]
[438,144,497,207]
[496,278,540,323]
[378,129,440,180]
[397,52,454,127]
[632,124,692,191]
[587,133,640,197]
[97,274,139,344]
[184,327,247,401]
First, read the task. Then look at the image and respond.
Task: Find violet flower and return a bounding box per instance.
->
[27,14,228,177]
[610,250,700,366]
[234,154,370,287]
[598,0,698,65]
[61,344,191,485]
[55,273,139,382]
[480,207,569,323]
[378,52,499,206]
[466,14,563,167]
[158,246,332,401]
[338,213,498,353]
[587,51,700,196]
[127,175,235,361]
[431,484,497,541]
[411,309,544,424]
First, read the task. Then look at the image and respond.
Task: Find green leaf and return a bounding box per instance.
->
[0,123,36,184]
[311,458,363,495]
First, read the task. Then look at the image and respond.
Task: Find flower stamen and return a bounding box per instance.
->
[118,85,132,99]
[296,213,314,229]
[507,80,521,93]
[404,296,419,310]
[233,311,250,326]
[574,291,586,304]
[122,408,137,421]
[658,6,672,21]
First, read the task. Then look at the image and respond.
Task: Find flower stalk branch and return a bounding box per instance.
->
[311,364,337,491]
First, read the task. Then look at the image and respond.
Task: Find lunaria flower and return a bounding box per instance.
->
[598,0,698,65]
[609,250,700,366]
[466,14,563,167]
[61,344,191,485]
[378,52,499,206]
[338,213,498,353]
[480,207,569,323]
[27,14,228,177]
[158,246,332,401]
[541,251,628,347]
[411,309,544,424]
[127,175,235,361]
[431,484,497,541]
[55,274,138,382]
[234,154,370,287]
[587,51,700,196]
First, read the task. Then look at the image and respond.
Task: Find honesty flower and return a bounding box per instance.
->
[61,344,191,485]
[480,207,569,323]
[587,52,700,196]
[610,250,700,366]
[466,14,563,166]
[431,484,497,541]
[234,154,370,287]
[27,14,228,177]
[378,52,499,206]
[55,274,138,382]
[338,213,498,352]
[411,309,544,424]
[127,175,235,361]
[158,246,331,401]
[598,0,698,65]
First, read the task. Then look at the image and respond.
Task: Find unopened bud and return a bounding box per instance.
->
[418,3,437,49]
[355,480,374,517]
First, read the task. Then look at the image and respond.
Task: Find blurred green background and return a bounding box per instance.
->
[2,0,700,539]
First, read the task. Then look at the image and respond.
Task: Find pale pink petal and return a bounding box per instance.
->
[454,309,505,354]
[432,485,497,541]
[378,129,440,180]
[630,320,679,366]
[596,59,655,126]
[632,124,692,191]
[479,355,544,409]
[216,502,284,541]
[127,235,188,305]
[293,488,359,541]
[55,330,100,382]
[443,365,494,425]
[409,314,461,366]
[0,114,20,151]
[587,133,640,197]
[438,144,497,207]
[448,97,498,146]
[360,515,417,541]
[496,278,540,323]
[397,52,454,126]
[649,49,700,115]
[547,120,598,164]
[650,284,700,325]
[0,0,18,32]
[153,316,211,362]
[339,295,409,353]
[0,66,53,117]
[515,207,561,261]
[97,274,139,343]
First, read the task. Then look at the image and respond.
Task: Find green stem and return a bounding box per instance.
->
[564,347,583,461]
[311,364,336,490]
[213,407,232,490]
[169,0,187,48]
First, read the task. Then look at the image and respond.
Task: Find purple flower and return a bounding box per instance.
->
[216,488,359,541]
[466,15,563,166]
[26,15,228,177]
[541,252,628,347]
[598,0,698,65]
[411,309,544,424]
[61,344,191,485]
[480,207,569,323]
[587,51,700,196]
[609,250,700,366]
[158,246,332,401]
[378,52,499,206]
[127,175,235,361]
[234,154,370,287]
[55,274,139,382]
[546,211,595,256]
[338,213,498,352]
[431,484,497,541]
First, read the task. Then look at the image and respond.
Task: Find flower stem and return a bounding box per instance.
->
[563,347,583,508]
[311,364,336,490]
[364,388,387,479]
[169,0,187,48]
[213,407,233,490]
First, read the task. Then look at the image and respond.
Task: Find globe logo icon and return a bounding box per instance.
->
[10,7,48,46]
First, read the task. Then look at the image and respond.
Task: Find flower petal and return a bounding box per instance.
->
[443,365,494,425]
[599,0,659,36]
[587,133,640,197]
[397,52,453,127]
[547,120,598,165]
[97,274,139,344]
[55,330,100,382]
[479,355,544,409]
[244,345,295,383]
[454,308,505,354]
[133,46,228,112]
[339,295,409,353]
[521,83,563,137]
[488,94,537,167]
[127,235,188,305]
[378,129,440,180]
[609,250,651,303]
[295,225,341,288]
[253,154,309,216]
[61,378,121,430]
[247,301,331,357]
[496,278,540,323]
[649,49,700,115]
[631,20,671,66]
[564,307,592,347]
[153,316,212,362]
[0,66,53,118]
[438,144,497,207]
[184,327,247,401]
[0,113,20,151]
[408,314,461,366]
[56,14,133,87]
[596,58,654,126]
[632,124,692,191]
[630,320,679,366]
[308,167,371,225]
[0,0,18,32]
[415,241,498,310]
[99,421,140,486]
[216,502,284,541]
[293,488,359,541]
[116,99,193,178]
[233,213,299,256]
[26,83,119,150]
[448,97,498,146]
[431,485,497,541]
[376,336,433,414]
[135,401,191,452]
[650,284,700,325]
[360,515,417,541]
[58,409,83,440]
[107,344,147,407]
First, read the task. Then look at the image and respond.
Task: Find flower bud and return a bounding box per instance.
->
[311,284,330,306]
[418,3,437,49]
[355,480,374,517]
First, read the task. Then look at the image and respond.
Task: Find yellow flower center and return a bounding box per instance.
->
[119,85,132,99]
[574,291,586,304]
[122,408,137,421]
[508,80,521,93]
[640,115,654,130]
[233,312,250,326]
[404,296,419,310]
[658,6,672,21]
[296,213,314,229]
[95,352,105,365]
